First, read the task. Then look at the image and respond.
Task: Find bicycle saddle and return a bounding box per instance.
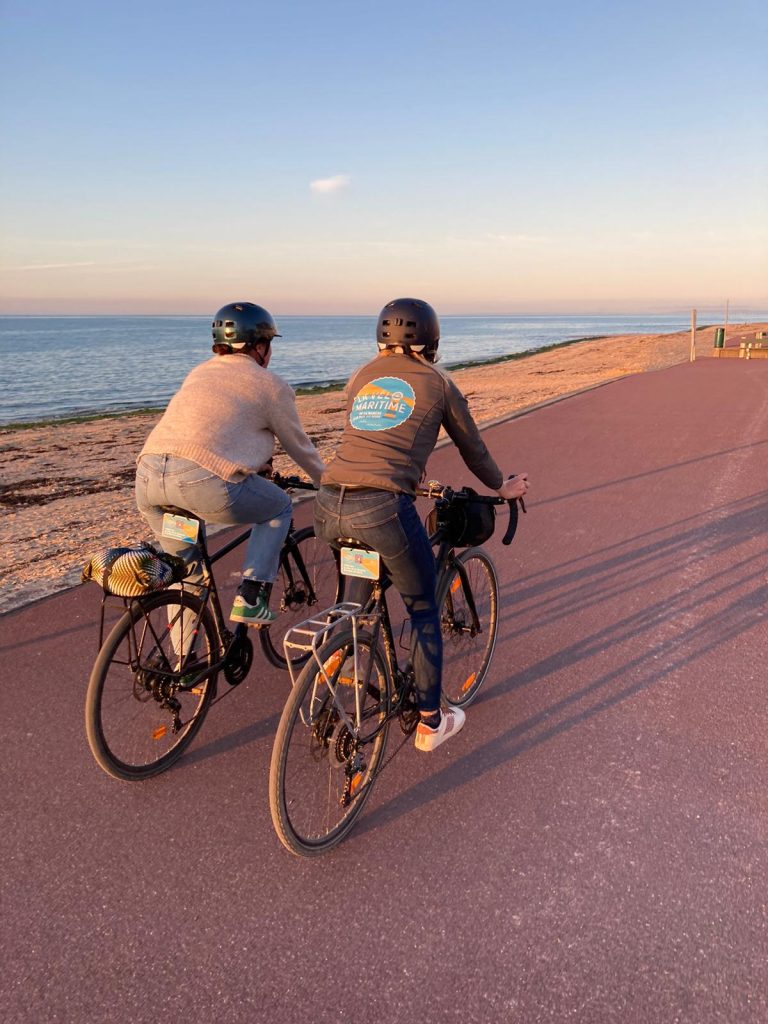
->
[159,505,201,522]
[334,536,376,552]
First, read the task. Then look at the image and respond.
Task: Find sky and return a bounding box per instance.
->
[0,0,766,316]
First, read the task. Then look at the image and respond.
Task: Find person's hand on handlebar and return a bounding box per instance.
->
[497,473,529,502]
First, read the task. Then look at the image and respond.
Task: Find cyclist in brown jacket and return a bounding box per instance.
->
[315,298,529,751]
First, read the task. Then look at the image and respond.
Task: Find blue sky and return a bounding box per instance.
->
[1,0,766,314]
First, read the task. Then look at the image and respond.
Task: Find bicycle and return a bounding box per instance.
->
[268,479,524,856]
[84,474,340,782]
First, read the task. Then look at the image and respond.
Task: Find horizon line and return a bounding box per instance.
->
[2,308,767,319]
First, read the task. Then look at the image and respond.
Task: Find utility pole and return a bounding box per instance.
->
[690,308,697,362]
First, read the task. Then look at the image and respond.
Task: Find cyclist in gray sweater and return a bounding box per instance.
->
[316,298,529,751]
[136,302,324,626]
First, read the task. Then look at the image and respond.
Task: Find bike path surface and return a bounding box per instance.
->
[2,358,767,1024]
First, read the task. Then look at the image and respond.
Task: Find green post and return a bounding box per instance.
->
[714,327,725,348]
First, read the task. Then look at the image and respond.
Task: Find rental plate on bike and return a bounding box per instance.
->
[340,547,380,580]
[161,513,199,544]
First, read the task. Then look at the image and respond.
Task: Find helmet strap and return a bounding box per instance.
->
[250,340,271,366]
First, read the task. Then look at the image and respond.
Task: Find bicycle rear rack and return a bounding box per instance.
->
[282,601,364,690]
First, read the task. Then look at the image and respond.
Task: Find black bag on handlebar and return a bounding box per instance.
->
[427,488,496,547]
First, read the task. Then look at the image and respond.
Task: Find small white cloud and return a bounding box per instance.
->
[310,174,351,195]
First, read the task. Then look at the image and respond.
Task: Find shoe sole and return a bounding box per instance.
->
[229,614,276,628]
[414,712,466,752]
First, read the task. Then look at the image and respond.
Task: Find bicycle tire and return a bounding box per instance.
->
[437,547,499,708]
[85,589,218,781]
[269,630,390,856]
[260,525,341,669]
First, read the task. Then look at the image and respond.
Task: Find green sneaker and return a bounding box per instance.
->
[230,593,277,627]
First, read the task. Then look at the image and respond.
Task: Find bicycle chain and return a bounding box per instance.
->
[373,726,414,779]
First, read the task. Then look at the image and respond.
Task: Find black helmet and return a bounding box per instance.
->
[376,297,440,360]
[211,302,280,353]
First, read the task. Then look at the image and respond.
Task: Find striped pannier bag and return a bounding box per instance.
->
[82,545,187,598]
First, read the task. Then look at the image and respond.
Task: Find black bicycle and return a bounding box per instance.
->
[84,475,339,781]
[268,479,524,856]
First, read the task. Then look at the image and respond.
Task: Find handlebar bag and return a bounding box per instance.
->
[427,489,496,547]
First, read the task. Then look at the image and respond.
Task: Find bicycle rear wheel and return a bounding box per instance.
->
[269,630,390,856]
[437,547,499,708]
[85,589,218,781]
[260,526,341,669]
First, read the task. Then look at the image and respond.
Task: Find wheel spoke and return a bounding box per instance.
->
[270,634,389,855]
[439,549,499,708]
[260,527,341,669]
[85,591,217,780]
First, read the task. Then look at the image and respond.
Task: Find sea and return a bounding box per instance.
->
[0,311,760,428]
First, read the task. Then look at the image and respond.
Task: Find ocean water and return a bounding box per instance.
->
[0,312,755,427]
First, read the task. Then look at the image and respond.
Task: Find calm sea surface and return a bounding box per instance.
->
[0,312,756,427]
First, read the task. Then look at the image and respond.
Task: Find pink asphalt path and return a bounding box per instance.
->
[2,358,767,1023]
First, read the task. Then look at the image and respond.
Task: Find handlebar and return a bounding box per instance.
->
[501,474,526,546]
[271,474,526,541]
[270,472,318,491]
[416,477,527,546]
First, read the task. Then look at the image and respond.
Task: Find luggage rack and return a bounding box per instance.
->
[282,601,364,690]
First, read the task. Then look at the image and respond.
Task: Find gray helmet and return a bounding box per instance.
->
[211,302,280,353]
[376,297,439,360]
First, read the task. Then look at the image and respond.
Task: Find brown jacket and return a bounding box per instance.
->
[322,352,503,496]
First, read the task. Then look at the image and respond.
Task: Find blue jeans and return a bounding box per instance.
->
[135,454,293,583]
[314,486,442,713]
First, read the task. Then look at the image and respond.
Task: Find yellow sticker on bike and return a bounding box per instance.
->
[340,547,380,580]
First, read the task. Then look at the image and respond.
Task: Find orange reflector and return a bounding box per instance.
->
[322,650,344,675]
[461,673,476,692]
[350,772,364,796]
[451,577,461,594]
[190,686,205,696]
[152,725,168,740]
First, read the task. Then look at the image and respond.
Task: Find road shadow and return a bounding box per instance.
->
[492,488,768,652]
[356,487,768,837]
[523,438,768,510]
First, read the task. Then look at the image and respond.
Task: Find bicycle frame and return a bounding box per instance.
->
[96,505,323,643]
[269,481,518,854]
[280,531,472,744]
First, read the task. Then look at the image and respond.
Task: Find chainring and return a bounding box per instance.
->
[224,634,254,686]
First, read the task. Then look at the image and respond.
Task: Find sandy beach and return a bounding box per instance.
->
[1,322,763,614]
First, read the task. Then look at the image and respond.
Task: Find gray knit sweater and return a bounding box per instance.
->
[138,354,325,484]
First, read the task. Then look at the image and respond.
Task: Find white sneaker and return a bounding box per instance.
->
[414,707,466,752]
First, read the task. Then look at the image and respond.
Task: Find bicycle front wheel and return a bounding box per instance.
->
[269,631,390,856]
[260,525,341,669]
[437,547,499,708]
[85,589,219,781]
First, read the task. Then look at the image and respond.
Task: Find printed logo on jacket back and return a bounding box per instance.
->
[349,376,416,432]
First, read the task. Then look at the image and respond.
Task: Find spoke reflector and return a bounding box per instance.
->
[461,673,476,692]
[152,725,168,740]
[322,650,344,674]
[320,648,355,686]
[451,576,461,593]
